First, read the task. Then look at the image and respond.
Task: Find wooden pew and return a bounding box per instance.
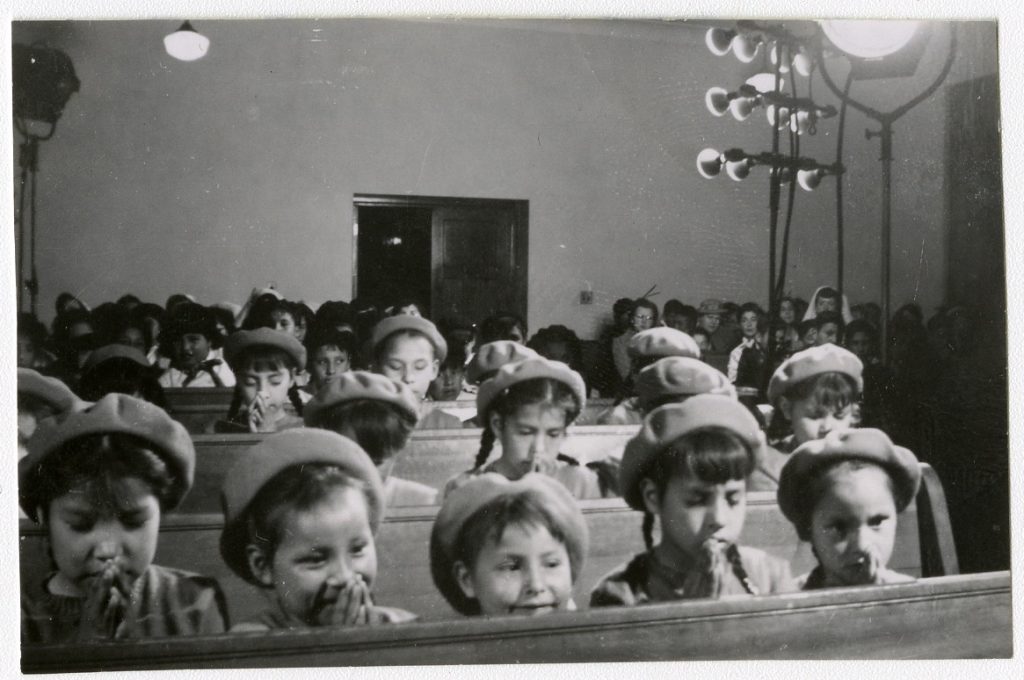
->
[21,571,1010,670]
[163,387,616,433]
[180,424,639,513]
[20,465,955,629]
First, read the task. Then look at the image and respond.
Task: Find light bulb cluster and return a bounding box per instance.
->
[705,25,813,76]
[696,148,843,191]
[704,81,836,135]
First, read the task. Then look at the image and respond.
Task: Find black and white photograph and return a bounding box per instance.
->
[6,1,1017,673]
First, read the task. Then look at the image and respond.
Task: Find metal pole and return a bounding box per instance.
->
[879,120,893,363]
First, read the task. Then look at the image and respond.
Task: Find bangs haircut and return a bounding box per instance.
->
[305,327,357,365]
[789,371,859,412]
[492,377,581,423]
[646,427,755,497]
[244,463,371,570]
[26,433,180,522]
[309,399,416,465]
[229,346,298,375]
[794,458,895,541]
[448,491,580,616]
[375,329,435,364]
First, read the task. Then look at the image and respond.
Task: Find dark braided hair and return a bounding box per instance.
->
[472,378,582,470]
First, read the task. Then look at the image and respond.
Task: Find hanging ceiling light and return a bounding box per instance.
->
[164,21,210,62]
[705,27,737,56]
[820,20,920,59]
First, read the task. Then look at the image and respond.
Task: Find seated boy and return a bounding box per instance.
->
[158,302,236,388]
[304,325,357,395]
[814,311,845,346]
[211,328,306,433]
[371,316,462,429]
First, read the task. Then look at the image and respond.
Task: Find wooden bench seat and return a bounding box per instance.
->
[20,465,955,630]
[163,388,617,433]
[179,424,638,513]
[21,571,1010,670]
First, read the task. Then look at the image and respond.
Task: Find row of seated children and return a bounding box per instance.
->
[20,383,919,641]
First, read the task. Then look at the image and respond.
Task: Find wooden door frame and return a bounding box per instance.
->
[352,193,529,318]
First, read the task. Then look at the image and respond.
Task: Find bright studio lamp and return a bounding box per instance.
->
[821,20,920,59]
[164,21,210,61]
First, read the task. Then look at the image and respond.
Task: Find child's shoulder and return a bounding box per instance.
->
[595,399,643,426]
[734,546,796,594]
[748,445,792,491]
[589,552,651,608]
[418,407,463,429]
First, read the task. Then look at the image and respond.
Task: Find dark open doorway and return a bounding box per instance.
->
[353,195,529,327]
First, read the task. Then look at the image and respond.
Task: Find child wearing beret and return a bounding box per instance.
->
[305,371,438,506]
[445,357,614,500]
[212,328,307,433]
[597,327,702,426]
[220,429,417,631]
[777,428,921,588]
[430,473,588,616]
[633,356,736,414]
[371,315,462,429]
[78,344,167,407]
[20,394,228,643]
[752,344,864,491]
[460,341,539,427]
[590,396,794,607]
[157,302,236,388]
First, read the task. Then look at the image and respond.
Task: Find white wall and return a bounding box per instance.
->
[12,19,998,336]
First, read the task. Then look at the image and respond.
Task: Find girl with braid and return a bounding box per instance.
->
[443,357,615,500]
[590,395,794,606]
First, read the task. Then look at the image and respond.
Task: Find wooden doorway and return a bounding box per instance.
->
[353,195,528,327]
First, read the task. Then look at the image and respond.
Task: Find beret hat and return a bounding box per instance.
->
[777,428,921,540]
[18,368,80,413]
[303,371,420,426]
[219,428,385,583]
[224,327,307,370]
[635,357,736,410]
[476,356,586,419]
[766,343,864,404]
[619,395,764,511]
[465,341,539,385]
[429,472,588,615]
[627,327,701,360]
[370,315,447,364]
[81,343,152,375]
[20,393,195,519]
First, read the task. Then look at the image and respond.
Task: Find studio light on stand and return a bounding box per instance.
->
[13,43,80,316]
[814,20,957,361]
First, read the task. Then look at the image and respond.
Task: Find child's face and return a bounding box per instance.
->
[271,310,298,338]
[801,326,818,348]
[810,465,898,587]
[699,314,721,334]
[846,330,872,360]
[779,300,796,325]
[310,345,351,389]
[456,522,573,617]
[396,304,421,317]
[816,296,838,314]
[46,477,160,597]
[540,340,571,365]
[491,404,568,480]
[693,332,712,353]
[643,475,747,561]
[249,486,378,625]
[17,334,37,368]
[782,396,855,444]
[429,365,465,401]
[117,327,147,354]
[239,364,293,423]
[816,322,840,346]
[174,332,211,371]
[378,334,439,400]
[740,311,760,339]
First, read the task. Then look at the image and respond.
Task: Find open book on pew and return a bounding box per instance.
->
[20,464,959,630]
[162,387,618,432]
[21,572,1010,670]
[179,424,639,513]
